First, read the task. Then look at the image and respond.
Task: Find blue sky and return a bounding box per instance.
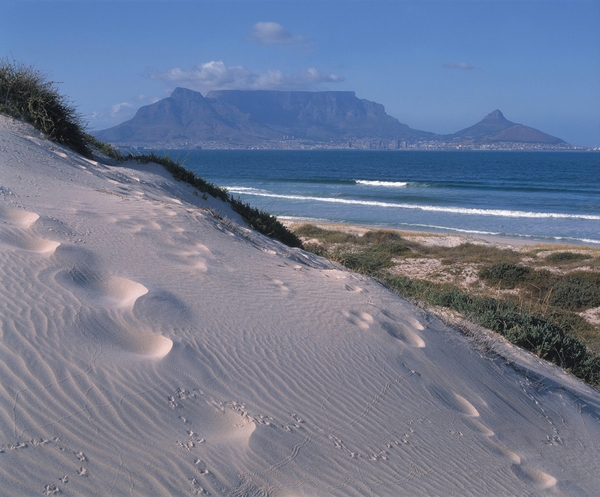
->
[2,0,599,146]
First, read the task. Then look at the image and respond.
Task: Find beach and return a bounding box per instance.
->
[2,114,600,495]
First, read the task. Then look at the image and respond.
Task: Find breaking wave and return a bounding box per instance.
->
[225,187,600,221]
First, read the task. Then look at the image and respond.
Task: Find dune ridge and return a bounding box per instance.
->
[1,114,599,495]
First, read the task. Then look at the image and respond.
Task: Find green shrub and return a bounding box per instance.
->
[333,246,395,275]
[479,262,532,289]
[0,59,90,156]
[360,230,405,245]
[546,252,592,264]
[549,272,600,311]
[437,243,519,265]
[333,237,410,276]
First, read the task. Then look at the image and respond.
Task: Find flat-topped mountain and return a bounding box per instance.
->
[446,110,566,145]
[95,88,433,144]
[95,89,571,149]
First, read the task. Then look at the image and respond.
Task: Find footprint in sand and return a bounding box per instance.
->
[484,439,521,464]
[343,310,374,330]
[77,306,174,358]
[380,309,425,331]
[512,465,557,490]
[57,269,149,309]
[427,386,480,417]
[344,284,365,293]
[0,206,40,227]
[462,417,494,437]
[0,207,60,254]
[0,229,60,254]
[54,245,173,358]
[265,276,291,294]
[381,320,426,348]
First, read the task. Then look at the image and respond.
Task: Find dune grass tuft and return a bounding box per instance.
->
[0,59,90,156]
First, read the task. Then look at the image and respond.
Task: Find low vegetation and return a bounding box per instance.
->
[293,223,600,386]
[0,59,91,156]
[0,59,301,248]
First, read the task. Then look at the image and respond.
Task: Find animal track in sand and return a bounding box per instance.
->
[381,320,426,348]
[512,465,557,490]
[0,206,39,227]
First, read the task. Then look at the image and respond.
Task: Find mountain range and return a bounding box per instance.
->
[95,88,568,149]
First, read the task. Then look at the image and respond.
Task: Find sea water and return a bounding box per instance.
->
[175,150,600,245]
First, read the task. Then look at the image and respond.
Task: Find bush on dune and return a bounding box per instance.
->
[0,59,90,157]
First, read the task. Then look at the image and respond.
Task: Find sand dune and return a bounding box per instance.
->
[1,114,600,495]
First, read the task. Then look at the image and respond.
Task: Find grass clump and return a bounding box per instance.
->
[545,252,592,264]
[294,224,358,244]
[549,272,600,312]
[333,245,400,275]
[479,262,532,289]
[0,59,90,157]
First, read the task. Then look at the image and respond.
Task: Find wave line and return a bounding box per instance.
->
[225,188,600,221]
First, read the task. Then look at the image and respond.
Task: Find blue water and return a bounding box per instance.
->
[173,150,600,245]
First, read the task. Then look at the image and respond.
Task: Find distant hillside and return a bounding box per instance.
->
[446,110,566,145]
[95,88,433,145]
[95,89,571,149]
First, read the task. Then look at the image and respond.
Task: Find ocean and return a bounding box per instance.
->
[174,150,600,245]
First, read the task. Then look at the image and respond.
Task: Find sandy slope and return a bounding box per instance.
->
[1,115,599,496]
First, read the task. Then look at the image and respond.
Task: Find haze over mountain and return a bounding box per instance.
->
[95,89,569,148]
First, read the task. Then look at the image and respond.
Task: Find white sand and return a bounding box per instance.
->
[1,114,599,496]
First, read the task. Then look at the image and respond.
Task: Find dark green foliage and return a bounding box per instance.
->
[549,272,600,311]
[229,196,303,248]
[333,247,396,275]
[331,233,410,276]
[545,252,592,264]
[0,59,90,156]
[479,262,532,289]
[127,152,302,248]
[360,230,405,245]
